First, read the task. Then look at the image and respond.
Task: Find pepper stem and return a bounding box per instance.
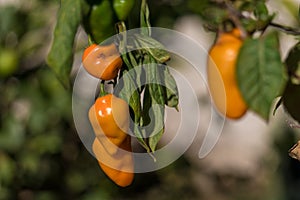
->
[88,35,94,46]
[99,81,108,97]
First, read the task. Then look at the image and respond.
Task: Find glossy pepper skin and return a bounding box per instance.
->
[82,44,123,80]
[207,28,247,119]
[89,0,115,43]
[113,0,135,21]
[89,94,134,187]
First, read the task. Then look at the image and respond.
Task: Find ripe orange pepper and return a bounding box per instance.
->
[82,44,123,80]
[207,28,247,119]
[89,94,134,187]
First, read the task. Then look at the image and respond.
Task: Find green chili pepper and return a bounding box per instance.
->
[88,0,115,43]
[113,0,135,21]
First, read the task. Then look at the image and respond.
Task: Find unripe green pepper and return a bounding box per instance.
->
[113,0,135,21]
[89,0,115,43]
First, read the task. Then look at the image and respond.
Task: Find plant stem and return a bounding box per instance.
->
[224,0,247,38]
[269,22,300,35]
[99,80,107,97]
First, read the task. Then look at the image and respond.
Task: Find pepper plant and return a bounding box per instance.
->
[46,0,300,187]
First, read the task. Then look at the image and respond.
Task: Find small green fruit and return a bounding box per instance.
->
[113,0,135,21]
[0,49,18,78]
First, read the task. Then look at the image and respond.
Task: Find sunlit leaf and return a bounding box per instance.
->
[135,34,170,63]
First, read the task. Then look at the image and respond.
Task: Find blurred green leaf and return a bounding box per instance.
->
[46,0,81,89]
[81,188,111,200]
[65,170,87,193]
[0,187,11,200]
[299,4,300,21]
[28,133,62,155]
[35,191,59,200]
[282,80,300,123]
[18,152,40,175]
[237,33,287,120]
[187,0,227,30]
[237,1,256,12]
[0,153,16,185]
[0,6,27,43]
[285,42,300,85]
[0,115,25,152]
[254,1,269,20]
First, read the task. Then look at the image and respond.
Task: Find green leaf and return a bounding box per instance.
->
[0,153,16,185]
[238,1,256,12]
[162,66,179,109]
[299,4,300,21]
[128,51,144,93]
[0,6,27,41]
[188,0,227,27]
[140,0,151,36]
[149,128,164,153]
[141,85,151,127]
[46,0,81,89]
[188,0,227,30]
[117,24,150,151]
[254,1,269,20]
[282,80,300,123]
[116,66,149,151]
[146,57,165,152]
[237,33,287,120]
[285,42,300,84]
[135,34,170,63]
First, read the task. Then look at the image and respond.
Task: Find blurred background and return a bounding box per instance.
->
[1,0,300,199]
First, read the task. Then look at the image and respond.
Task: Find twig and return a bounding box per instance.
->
[269,22,300,35]
[224,0,247,38]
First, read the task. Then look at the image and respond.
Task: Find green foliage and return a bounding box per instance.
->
[237,33,287,120]
[187,0,228,30]
[0,6,27,43]
[146,58,165,152]
[113,1,179,153]
[135,34,170,63]
[282,80,300,123]
[1,0,300,198]
[46,0,82,89]
[0,66,118,199]
[285,42,300,85]
[0,152,16,185]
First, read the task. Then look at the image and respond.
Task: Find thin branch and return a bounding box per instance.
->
[269,22,300,35]
[224,0,247,38]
